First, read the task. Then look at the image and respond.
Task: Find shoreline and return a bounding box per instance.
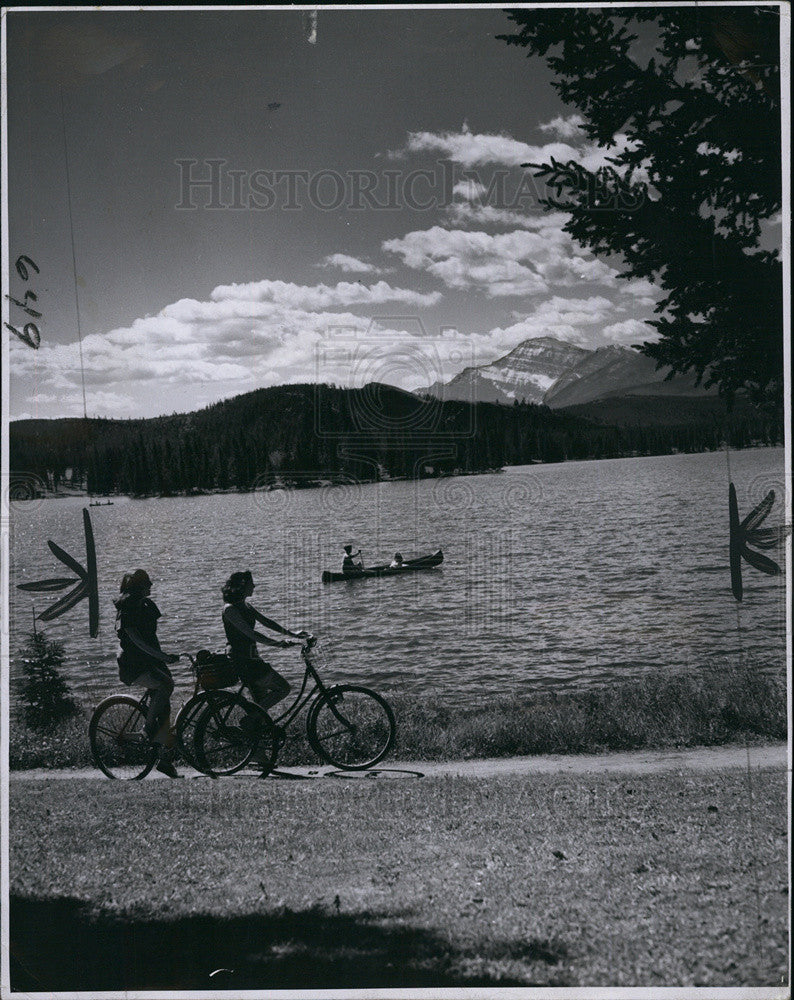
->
[13,466,507,502]
[12,441,784,503]
[8,663,787,771]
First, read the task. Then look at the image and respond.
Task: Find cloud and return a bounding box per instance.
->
[383,226,617,298]
[482,296,617,352]
[601,318,657,344]
[8,272,453,418]
[391,125,630,172]
[210,278,440,309]
[538,115,586,140]
[416,295,629,373]
[451,179,488,201]
[20,389,138,419]
[445,202,547,229]
[319,253,380,274]
[621,278,659,299]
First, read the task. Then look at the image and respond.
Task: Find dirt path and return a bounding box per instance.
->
[9,742,788,781]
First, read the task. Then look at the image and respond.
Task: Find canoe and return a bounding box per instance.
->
[322,549,443,583]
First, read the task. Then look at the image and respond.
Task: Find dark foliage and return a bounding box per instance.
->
[17,630,79,730]
[9,383,782,496]
[499,8,783,403]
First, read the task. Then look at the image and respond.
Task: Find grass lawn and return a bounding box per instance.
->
[9,765,788,991]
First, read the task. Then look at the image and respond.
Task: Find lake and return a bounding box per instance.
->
[7,447,788,709]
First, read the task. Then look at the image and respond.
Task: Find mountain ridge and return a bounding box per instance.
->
[422,336,714,408]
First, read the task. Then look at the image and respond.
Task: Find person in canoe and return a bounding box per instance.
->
[221,571,308,721]
[114,569,181,778]
[389,552,405,569]
[342,544,363,574]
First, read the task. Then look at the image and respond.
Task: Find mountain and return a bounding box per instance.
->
[424,337,589,405]
[8,383,597,495]
[544,345,716,408]
[423,336,713,408]
[10,381,781,498]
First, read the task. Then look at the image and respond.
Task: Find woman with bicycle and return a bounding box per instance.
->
[114,569,181,778]
[221,571,307,724]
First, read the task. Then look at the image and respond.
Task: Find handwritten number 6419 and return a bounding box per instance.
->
[5,321,41,349]
[15,255,40,281]
[6,254,41,349]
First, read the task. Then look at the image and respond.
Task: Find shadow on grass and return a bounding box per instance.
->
[10,894,569,991]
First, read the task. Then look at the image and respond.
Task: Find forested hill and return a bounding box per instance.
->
[10,383,782,497]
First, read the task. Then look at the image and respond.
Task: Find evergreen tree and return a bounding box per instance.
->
[499,8,782,402]
[17,629,80,730]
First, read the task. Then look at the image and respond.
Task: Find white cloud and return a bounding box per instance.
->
[483,296,617,352]
[538,114,586,140]
[392,125,631,173]
[601,318,657,344]
[620,278,659,299]
[383,226,618,298]
[535,295,614,325]
[25,393,65,404]
[444,202,561,230]
[21,389,137,419]
[8,271,454,417]
[210,278,441,309]
[420,295,623,370]
[451,178,488,201]
[319,253,379,274]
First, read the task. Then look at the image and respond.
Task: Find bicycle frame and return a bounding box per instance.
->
[271,642,340,731]
[129,644,338,741]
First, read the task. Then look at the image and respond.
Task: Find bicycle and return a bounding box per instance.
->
[88,653,270,779]
[193,636,396,776]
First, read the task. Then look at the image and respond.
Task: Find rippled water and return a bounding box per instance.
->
[8,448,788,708]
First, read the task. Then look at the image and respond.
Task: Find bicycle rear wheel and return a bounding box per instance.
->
[89,695,157,780]
[307,685,396,770]
[194,695,279,777]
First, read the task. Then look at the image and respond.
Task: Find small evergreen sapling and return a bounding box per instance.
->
[18,629,80,730]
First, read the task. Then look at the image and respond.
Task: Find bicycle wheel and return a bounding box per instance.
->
[307,685,396,770]
[194,695,279,777]
[89,696,157,780]
[173,692,217,772]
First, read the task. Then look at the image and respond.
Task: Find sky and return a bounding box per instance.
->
[4,7,691,420]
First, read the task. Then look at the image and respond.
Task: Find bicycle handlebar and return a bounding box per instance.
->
[178,636,316,668]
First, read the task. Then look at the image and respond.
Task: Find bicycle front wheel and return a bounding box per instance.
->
[89,695,157,780]
[307,685,396,770]
[194,695,279,777]
[173,692,218,772]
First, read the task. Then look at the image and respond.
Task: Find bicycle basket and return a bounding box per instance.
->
[196,653,239,690]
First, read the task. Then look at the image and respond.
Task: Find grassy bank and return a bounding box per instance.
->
[386,661,787,763]
[8,661,786,770]
[9,767,788,989]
